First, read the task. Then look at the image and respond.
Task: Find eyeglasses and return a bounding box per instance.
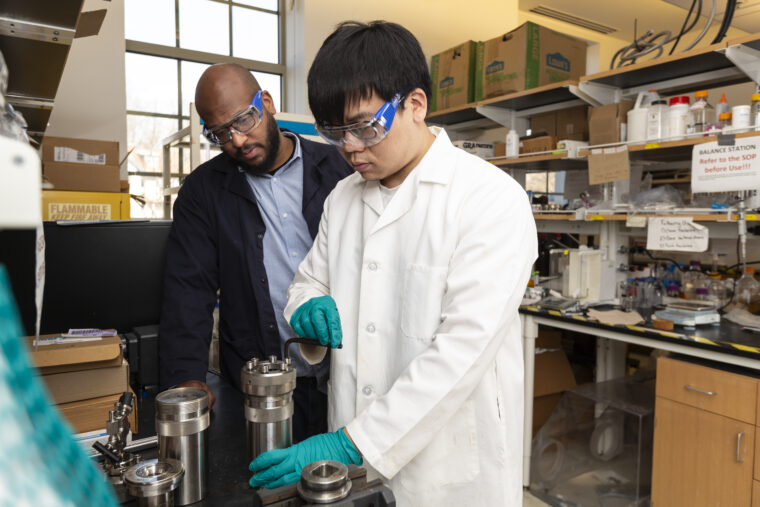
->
[315,92,406,148]
[202,90,263,145]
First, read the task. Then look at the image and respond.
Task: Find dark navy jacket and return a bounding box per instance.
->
[159,134,351,391]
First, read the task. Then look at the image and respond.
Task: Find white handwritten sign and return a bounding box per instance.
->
[646,217,708,252]
[692,138,760,193]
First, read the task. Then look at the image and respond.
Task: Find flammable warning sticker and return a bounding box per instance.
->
[48,203,111,221]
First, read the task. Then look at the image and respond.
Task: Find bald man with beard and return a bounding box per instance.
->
[159,64,351,441]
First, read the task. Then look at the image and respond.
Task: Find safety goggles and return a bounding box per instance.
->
[202,90,263,145]
[315,91,406,148]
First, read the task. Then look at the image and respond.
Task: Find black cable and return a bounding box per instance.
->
[645,249,689,271]
[712,0,738,44]
[670,0,701,55]
[717,236,742,312]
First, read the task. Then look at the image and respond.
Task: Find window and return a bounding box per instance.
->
[125,0,284,218]
[525,171,568,205]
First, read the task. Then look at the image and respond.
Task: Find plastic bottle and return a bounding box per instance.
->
[505,129,519,158]
[695,287,709,301]
[735,267,760,312]
[716,93,730,117]
[752,93,760,130]
[667,96,691,140]
[732,105,751,133]
[707,274,728,306]
[719,112,732,129]
[688,90,715,134]
[628,90,659,143]
[681,260,706,299]
[646,99,669,141]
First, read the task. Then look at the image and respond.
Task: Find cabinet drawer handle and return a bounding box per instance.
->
[737,431,744,463]
[684,384,716,396]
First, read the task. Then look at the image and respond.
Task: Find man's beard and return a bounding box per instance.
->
[241,116,281,175]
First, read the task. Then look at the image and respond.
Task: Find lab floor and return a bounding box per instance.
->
[524,490,552,506]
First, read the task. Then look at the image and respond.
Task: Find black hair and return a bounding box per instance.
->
[307,21,433,126]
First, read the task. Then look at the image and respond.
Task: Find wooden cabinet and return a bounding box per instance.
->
[653,357,758,507]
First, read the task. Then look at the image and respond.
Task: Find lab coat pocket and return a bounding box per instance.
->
[399,400,480,492]
[401,264,447,342]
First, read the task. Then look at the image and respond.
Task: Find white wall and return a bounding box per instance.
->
[47,0,128,179]
[293,0,520,114]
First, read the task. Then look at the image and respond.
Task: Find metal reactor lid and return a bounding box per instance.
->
[123,458,185,498]
[297,460,352,504]
[241,355,297,396]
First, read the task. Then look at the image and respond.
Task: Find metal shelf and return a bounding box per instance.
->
[0,0,86,139]
[492,151,588,171]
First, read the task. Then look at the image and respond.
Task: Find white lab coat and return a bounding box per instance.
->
[285,128,537,506]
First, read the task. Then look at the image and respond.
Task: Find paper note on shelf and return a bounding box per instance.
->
[692,138,760,193]
[588,145,630,185]
[646,217,709,252]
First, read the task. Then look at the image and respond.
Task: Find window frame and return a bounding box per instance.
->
[125,0,286,179]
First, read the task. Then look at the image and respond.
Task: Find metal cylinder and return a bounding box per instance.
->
[155,387,210,506]
[296,460,352,504]
[123,458,184,507]
[241,355,296,463]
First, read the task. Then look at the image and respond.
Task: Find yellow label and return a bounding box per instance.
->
[548,310,562,316]
[48,203,111,221]
[589,215,605,220]
[626,325,647,332]
[644,143,660,149]
[572,315,586,321]
[747,214,757,221]
[525,306,539,312]
[729,343,760,353]
[690,336,716,345]
[657,331,680,339]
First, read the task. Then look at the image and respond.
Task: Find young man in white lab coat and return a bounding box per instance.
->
[249,21,538,506]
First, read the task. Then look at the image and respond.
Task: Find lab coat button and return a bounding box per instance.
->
[362,385,373,396]
[368,262,377,271]
[366,323,376,333]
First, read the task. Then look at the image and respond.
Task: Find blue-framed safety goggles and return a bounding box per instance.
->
[202,90,263,145]
[315,91,407,148]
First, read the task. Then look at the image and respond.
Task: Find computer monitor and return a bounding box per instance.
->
[0,220,172,336]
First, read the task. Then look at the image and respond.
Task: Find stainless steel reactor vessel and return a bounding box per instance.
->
[155,387,210,505]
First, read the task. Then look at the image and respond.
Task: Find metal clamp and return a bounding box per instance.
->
[684,384,716,396]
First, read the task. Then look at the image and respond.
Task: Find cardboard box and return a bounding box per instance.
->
[536,328,562,349]
[494,141,506,158]
[42,190,130,220]
[588,100,634,145]
[28,335,123,374]
[530,106,589,141]
[58,390,137,434]
[430,41,478,112]
[42,136,120,166]
[520,135,557,154]
[476,22,586,100]
[533,349,576,436]
[452,140,495,158]
[41,359,129,405]
[43,161,121,193]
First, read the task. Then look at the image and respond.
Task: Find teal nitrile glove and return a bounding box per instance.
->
[249,428,362,489]
[289,295,342,348]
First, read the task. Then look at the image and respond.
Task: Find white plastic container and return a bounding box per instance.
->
[667,96,690,140]
[646,100,668,141]
[627,90,659,143]
[505,129,519,158]
[732,105,751,132]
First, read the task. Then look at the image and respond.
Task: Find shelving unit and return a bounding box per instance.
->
[0,0,88,140]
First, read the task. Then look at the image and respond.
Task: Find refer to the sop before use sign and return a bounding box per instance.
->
[646,217,709,252]
[691,138,760,193]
